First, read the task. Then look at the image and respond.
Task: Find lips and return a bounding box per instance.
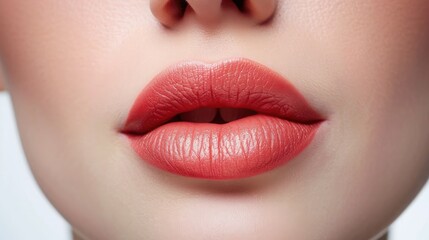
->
[121,58,324,180]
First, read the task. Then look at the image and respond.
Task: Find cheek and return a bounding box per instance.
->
[317,1,429,236]
[260,1,429,237]
[0,1,158,143]
[0,2,157,238]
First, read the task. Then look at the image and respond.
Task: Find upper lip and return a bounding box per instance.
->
[122,58,323,134]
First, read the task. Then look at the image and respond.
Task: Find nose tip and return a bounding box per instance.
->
[150,0,277,27]
[186,0,222,24]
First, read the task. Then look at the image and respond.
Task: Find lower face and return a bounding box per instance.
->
[1,1,429,239]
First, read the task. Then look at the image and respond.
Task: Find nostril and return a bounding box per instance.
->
[229,0,278,24]
[150,0,188,27]
[232,0,245,12]
[151,0,277,27]
[165,0,188,19]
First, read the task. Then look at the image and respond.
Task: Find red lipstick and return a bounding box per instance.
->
[121,58,324,179]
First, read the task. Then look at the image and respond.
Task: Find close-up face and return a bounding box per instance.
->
[1,1,429,239]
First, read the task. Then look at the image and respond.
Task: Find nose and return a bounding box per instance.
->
[150,0,277,27]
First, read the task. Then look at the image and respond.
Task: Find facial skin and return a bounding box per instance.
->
[1,0,429,239]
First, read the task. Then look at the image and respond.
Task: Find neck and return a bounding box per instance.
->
[72,229,86,240]
[379,232,389,240]
[72,229,389,239]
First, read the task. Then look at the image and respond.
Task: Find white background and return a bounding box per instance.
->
[1,92,428,240]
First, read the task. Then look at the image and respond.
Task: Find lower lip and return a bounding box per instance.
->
[126,114,321,180]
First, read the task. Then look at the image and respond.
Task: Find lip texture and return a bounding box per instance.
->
[121,58,324,179]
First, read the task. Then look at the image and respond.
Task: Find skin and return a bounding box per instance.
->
[1,0,429,239]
